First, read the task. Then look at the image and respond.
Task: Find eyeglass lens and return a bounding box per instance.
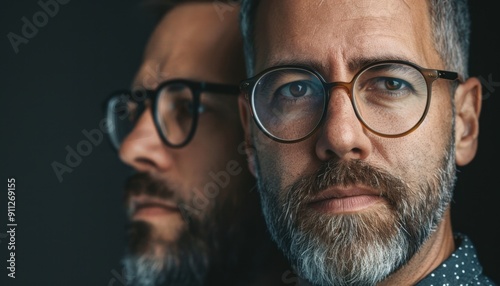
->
[106,93,144,149]
[155,83,197,146]
[106,82,198,149]
[252,63,428,141]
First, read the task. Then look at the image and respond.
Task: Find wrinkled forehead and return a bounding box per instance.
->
[253,0,438,76]
[133,2,245,89]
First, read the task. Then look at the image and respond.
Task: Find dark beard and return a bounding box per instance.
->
[122,173,210,286]
[121,172,272,286]
[122,220,209,286]
[255,145,456,285]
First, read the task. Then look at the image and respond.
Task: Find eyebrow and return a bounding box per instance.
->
[264,58,326,74]
[265,54,418,75]
[346,55,417,72]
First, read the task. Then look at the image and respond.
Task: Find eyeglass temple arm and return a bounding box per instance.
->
[201,82,240,95]
[436,70,460,81]
[239,81,251,99]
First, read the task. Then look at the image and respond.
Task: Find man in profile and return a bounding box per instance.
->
[104,1,288,285]
[238,0,497,285]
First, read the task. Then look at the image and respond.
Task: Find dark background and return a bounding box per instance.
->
[0,1,498,285]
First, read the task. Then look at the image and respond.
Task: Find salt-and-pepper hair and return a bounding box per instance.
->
[240,0,471,80]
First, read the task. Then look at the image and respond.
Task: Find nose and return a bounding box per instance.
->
[315,86,372,161]
[119,107,173,172]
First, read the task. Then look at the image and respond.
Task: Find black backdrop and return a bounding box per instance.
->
[0,1,498,285]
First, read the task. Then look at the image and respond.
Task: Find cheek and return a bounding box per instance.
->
[379,84,454,177]
[190,121,250,179]
[380,141,434,185]
[378,125,452,186]
[252,127,317,189]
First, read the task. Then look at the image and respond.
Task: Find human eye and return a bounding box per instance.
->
[357,63,427,102]
[171,99,210,121]
[276,80,318,99]
[254,68,325,121]
[364,76,415,98]
[267,79,323,121]
[172,98,195,117]
[159,95,195,127]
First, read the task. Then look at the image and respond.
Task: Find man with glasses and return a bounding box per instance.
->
[105,1,288,285]
[238,0,497,285]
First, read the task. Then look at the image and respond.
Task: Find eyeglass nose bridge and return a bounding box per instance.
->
[322,81,359,114]
[320,80,370,134]
[324,81,355,99]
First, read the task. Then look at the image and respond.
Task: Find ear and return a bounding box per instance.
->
[454,77,482,166]
[238,94,257,177]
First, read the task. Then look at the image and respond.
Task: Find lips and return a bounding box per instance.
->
[128,195,180,218]
[306,185,384,214]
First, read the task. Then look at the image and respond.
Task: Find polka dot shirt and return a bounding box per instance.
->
[416,233,497,286]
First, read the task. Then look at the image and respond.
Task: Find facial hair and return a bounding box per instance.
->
[121,173,210,286]
[120,172,271,286]
[254,139,456,286]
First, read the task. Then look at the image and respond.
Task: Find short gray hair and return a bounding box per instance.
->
[239,0,471,79]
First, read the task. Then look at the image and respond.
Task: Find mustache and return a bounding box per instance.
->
[124,172,175,202]
[286,160,407,205]
[123,173,202,226]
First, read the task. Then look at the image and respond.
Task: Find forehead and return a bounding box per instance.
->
[133,2,244,89]
[254,0,441,77]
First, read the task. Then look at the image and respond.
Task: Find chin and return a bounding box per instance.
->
[122,220,209,286]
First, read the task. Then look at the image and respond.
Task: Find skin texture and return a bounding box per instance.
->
[119,2,289,285]
[239,0,482,285]
[121,2,249,243]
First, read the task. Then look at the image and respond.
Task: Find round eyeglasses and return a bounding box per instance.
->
[104,79,239,149]
[240,60,460,143]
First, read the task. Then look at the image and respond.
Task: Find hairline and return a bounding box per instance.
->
[239,0,471,80]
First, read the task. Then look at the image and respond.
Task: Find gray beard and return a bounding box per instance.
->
[254,141,456,286]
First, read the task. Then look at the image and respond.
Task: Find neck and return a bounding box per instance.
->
[378,208,455,286]
[204,226,290,286]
